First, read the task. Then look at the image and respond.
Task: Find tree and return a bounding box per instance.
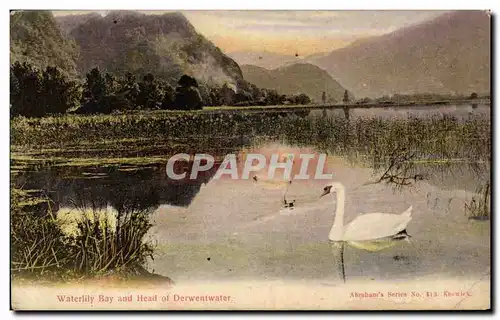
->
[137,73,164,109]
[470,92,478,99]
[322,91,327,104]
[263,89,281,105]
[220,83,235,106]
[356,97,372,104]
[119,72,140,108]
[173,75,203,110]
[160,84,175,109]
[176,87,203,110]
[278,94,287,105]
[10,61,42,117]
[248,83,262,102]
[178,75,198,88]
[81,67,107,111]
[82,67,107,104]
[206,85,223,106]
[10,62,82,117]
[234,90,253,104]
[343,90,350,104]
[104,73,120,94]
[293,93,311,105]
[80,67,127,114]
[40,66,81,114]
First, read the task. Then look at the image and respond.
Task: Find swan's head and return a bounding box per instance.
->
[320,185,332,197]
[320,182,344,197]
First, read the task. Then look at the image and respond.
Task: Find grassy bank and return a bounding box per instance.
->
[12,110,491,162]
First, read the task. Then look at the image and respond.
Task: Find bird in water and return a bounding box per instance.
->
[320,181,413,282]
[283,180,295,209]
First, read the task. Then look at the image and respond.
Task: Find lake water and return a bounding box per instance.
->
[12,104,491,293]
[145,152,489,283]
[309,104,490,121]
[15,146,490,285]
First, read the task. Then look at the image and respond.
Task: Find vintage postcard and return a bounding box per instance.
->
[10,9,491,310]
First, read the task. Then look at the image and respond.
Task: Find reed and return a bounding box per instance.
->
[465,181,491,220]
[11,188,155,279]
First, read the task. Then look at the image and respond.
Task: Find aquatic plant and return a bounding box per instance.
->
[11,189,72,278]
[465,181,491,220]
[11,187,155,279]
[70,205,154,276]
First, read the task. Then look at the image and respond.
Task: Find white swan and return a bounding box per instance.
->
[321,181,412,244]
[320,181,413,281]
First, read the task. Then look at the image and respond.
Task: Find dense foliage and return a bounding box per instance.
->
[10,61,81,117]
[10,61,313,117]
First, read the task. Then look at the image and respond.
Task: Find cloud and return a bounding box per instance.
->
[185,10,447,36]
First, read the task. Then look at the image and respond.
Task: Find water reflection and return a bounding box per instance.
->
[14,146,490,216]
[14,163,220,213]
[14,143,334,213]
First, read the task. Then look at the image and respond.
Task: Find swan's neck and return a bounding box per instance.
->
[329,184,345,240]
[333,186,345,229]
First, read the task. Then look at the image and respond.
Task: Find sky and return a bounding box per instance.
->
[52,10,447,56]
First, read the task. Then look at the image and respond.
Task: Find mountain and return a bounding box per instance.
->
[241,63,347,102]
[10,11,79,77]
[68,11,244,87]
[308,10,490,98]
[55,12,102,35]
[228,51,300,70]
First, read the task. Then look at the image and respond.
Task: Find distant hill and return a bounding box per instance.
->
[67,11,244,87]
[241,63,348,102]
[308,10,490,98]
[10,11,79,77]
[228,51,300,70]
